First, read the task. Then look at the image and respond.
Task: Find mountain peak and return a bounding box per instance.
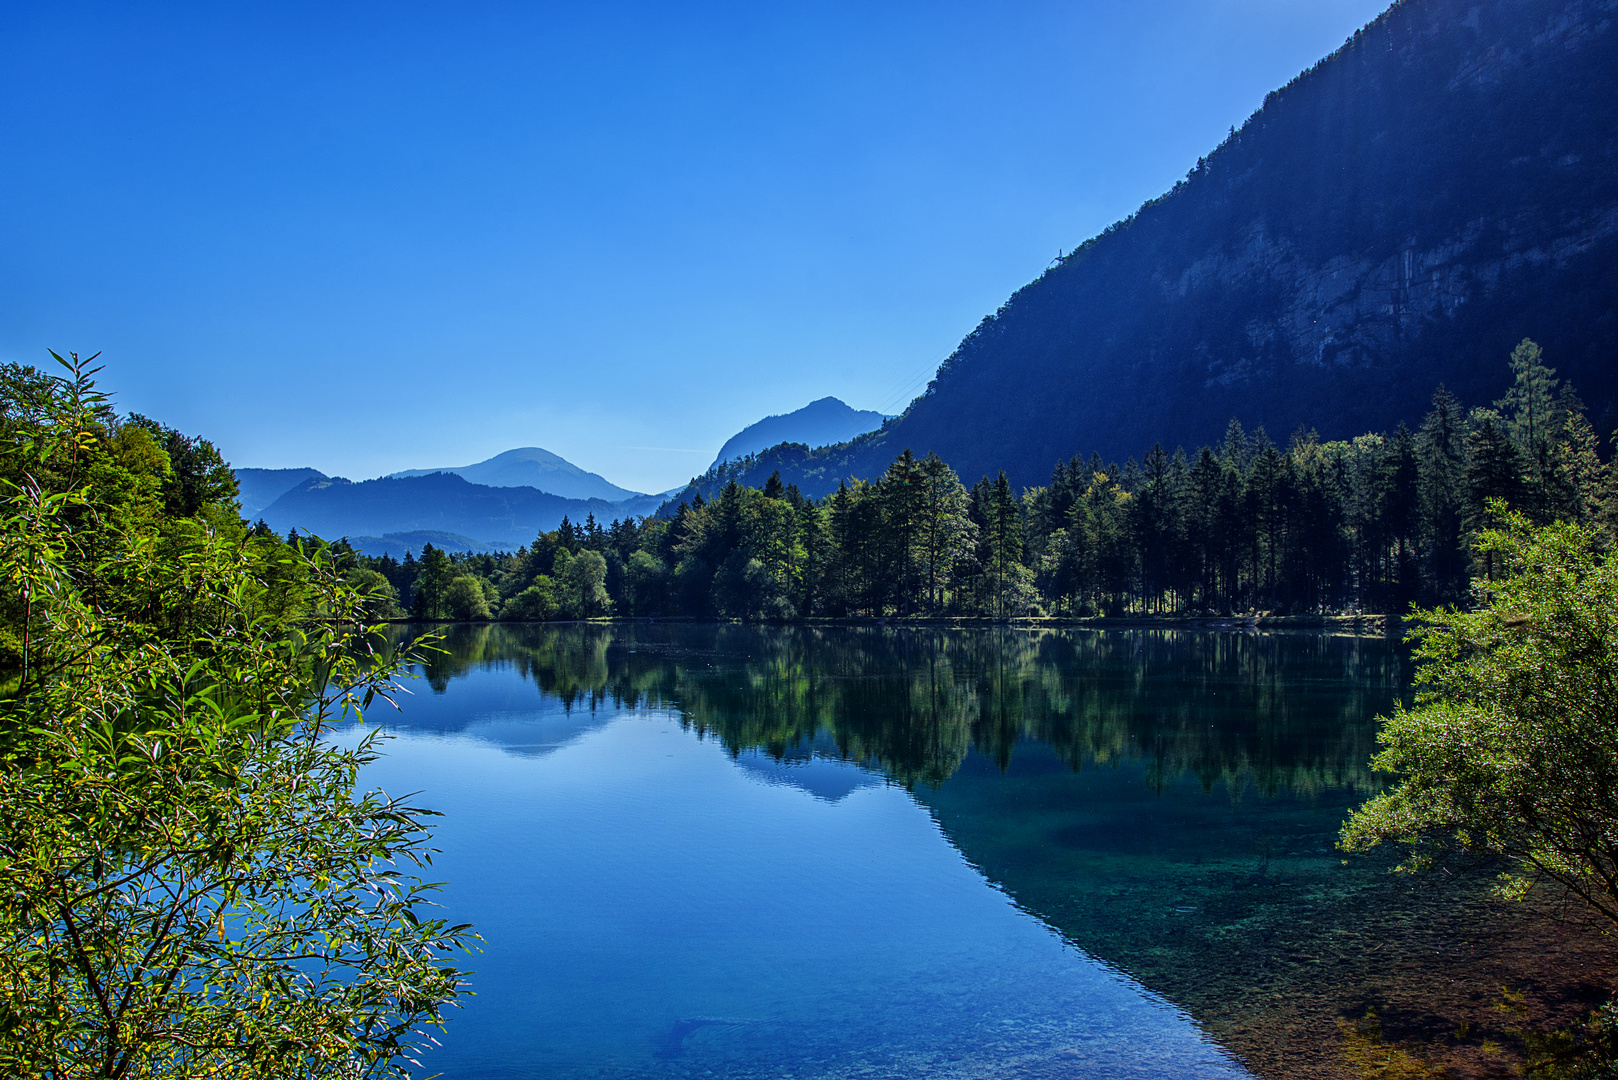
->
[711,397,889,469]
[715,0,1618,494]
[387,446,644,502]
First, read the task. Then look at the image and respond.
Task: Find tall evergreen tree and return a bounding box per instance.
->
[877,450,928,615]
[1381,426,1421,611]
[915,453,974,613]
[1496,338,1559,463]
[1417,386,1468,603]
[411,544,454,619]
[1464,410,1528,579]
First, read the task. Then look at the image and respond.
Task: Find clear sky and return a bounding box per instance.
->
[1,0,1390,494]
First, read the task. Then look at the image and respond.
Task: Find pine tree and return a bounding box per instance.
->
[411,543,454,619]
[825,481,858,616]
[1131,445,1175,612]
[1545,388,1606,524]
[1417,386,1468,604]
[1496,338,1559,455]
[968,473,1026,617]
[1495,338,1559,513]
[1248,433,1286,611]
[916,453,973,613]
[877,450,927,615]
[1381,426,1421,610]
[1464,410,1527,579]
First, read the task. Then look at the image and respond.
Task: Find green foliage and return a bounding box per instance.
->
[445,574,492,620]
[125,413,238,517]
[1495,338,1560,474]
[345,567,405,619]
[623,551,667,615]
[1340,509,1618,926]
[0,355,473,1078]
[410,545,454,619]
[503,577,558,621]
[555,549,610,619]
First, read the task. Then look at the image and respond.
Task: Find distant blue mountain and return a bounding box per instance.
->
[711,397,888,470]
[259,472,666,549]
[236,466,327,518]
[343,531,502,558]
[387,446,643,502]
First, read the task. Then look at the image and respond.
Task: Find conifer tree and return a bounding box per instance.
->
[978,473,1024,617]
[1464,410,1530,580]
[916,453,973,613]
[411,543,454,619]
[1546,390,1607,524]
[1381,426,1422,609]
[1418,386,1468,603]
[878,450,928,615]
[1495,338,1559,477]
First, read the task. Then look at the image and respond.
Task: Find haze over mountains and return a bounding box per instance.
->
[710,398,888,470]
[386,447,646,502]
[237,467,326,519]
[258,473,664,550]
[697,0,1618,496]
[239,396,882,550]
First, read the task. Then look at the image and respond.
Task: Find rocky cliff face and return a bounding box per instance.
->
[734,0,1618,495]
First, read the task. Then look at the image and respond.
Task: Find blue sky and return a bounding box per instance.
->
[1,0,1389,494]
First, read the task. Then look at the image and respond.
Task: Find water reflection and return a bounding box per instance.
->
[396,622,1402,800]
[376,622,1431,1076]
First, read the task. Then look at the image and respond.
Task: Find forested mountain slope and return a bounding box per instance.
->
[729,0,1618,494]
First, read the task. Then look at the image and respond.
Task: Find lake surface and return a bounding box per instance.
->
[355,623,1408,1079]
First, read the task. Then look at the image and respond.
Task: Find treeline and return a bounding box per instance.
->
[354,341,1616,621]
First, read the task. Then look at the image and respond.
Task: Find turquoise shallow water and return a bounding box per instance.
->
[354,623,1404,1079]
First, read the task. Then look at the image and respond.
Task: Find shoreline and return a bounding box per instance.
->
[383,612,1407,635]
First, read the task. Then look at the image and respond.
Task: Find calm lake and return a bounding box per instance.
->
[354,623,1408,1080]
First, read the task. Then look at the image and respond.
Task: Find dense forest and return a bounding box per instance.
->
[345,341,1614,622]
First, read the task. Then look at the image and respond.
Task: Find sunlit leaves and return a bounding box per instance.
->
[1340,506,1618,927]
[0,359,473,1078]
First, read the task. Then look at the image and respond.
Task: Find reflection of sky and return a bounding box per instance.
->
[375,664,616,756]
[352,664,1249,1079]
[732,746,889,803]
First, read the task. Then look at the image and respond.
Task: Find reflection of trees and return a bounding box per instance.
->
[1015,631,1399,798]
[391,623,1403,796]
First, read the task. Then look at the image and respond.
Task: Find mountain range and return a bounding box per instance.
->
[697,0,1618,496]
[242,0,1618,553]
[237,395,881,551]
[257,472,664,550]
